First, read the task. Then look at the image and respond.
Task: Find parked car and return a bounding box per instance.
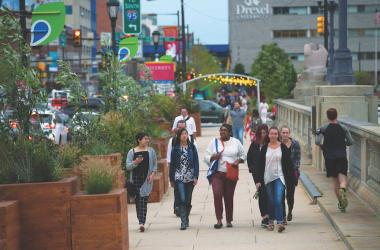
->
[197,100,225,123]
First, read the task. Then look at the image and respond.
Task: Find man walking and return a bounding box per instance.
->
[172,107,197,141]
[316,108,354,212]
[230,101,246,144]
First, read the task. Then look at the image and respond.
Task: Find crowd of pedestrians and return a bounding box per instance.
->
[123,105,353,234]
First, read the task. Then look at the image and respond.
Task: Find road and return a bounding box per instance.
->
[127,126,346,250]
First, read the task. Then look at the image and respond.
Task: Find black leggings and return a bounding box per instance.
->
[283,182,296,216]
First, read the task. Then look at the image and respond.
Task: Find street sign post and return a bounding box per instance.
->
[123,0,141,34]
[59,32,66,48]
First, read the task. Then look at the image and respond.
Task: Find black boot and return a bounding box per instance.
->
[180,206,187,230]
[185,205,192,228]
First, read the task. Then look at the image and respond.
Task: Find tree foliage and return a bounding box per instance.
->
[233,63,246,75]
[186,45,222,92]
[251,43,297,101]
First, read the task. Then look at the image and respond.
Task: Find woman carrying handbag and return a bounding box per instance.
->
[205,124,245,229]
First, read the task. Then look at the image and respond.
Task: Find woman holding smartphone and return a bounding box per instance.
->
[170,128,199,230]
[126,132,157,232]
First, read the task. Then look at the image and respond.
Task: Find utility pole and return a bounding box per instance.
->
[323,0,328,51]
[20,0,28,66]
[181,0,186,86]
[330,0,355,85]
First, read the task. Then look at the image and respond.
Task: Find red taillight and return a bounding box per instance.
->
[45,124,55,129]
[52,98,68,107]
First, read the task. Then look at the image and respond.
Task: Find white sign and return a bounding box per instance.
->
[236,0,270,20]
[100,32,111,47]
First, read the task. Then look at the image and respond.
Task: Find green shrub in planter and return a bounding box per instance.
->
[57,144,82,169]
[85,166,113,194]
[0,136,62,184]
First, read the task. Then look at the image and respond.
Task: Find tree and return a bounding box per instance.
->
[185,45,222,93]
[251,43,297,101]
[233,63,245,75]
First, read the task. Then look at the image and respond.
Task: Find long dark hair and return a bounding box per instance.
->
[252,109,260,118]
[265,126,281,144]
[173,128,189,146]
[255,124,269,144]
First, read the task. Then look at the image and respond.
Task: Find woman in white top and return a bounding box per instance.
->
[205,124,246,229]
[256,127,293,233]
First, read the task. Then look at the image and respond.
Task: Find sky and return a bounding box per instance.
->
[141,0,228,45]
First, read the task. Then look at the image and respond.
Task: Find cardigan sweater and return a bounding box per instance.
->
[256,143,293,187]
[125,147,157,197]
[170,142,199,182]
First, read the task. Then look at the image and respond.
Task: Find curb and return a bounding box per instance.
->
[300,172,354,250]
[316,199,354,250]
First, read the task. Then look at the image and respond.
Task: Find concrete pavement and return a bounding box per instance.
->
[127,127,346,250]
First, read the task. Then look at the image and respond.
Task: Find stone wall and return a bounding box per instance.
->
[275,99,380,214]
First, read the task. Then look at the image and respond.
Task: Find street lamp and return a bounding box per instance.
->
[152,30,161,61]
[107,0,120,55]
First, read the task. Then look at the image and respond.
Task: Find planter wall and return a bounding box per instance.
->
[0,201,20,250]
[157,137,168,160]
[192,112,202,137]
[0,177,78,250]
[148,173,164,203]
[71,189,129,250]
[159,121,172,132]
[157,159,169,194]
[74,153,124,190]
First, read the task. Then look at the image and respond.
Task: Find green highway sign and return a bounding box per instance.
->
[123,0,141,35]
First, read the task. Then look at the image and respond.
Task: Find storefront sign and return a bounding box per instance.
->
[145,62,175,82]
[236,0,270,20]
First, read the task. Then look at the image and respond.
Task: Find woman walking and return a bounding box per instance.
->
[205,124,245,229]
[170,128,199,230]
[126,132,157,232]
[247,124,269,228]
[256,127,293,232]
[280,126,301,223]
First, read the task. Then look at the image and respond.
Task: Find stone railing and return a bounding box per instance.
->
[339,118,380,214]
[275,99,380,214]
[274,99,313,159]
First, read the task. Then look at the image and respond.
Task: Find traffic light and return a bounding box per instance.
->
[73,29,81,47]
[317,16,325,35]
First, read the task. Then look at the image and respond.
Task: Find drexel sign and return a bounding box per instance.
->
[236,0,270,20]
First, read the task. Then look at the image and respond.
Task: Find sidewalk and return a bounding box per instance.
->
[302,164,380,250]
[127,127,345,249]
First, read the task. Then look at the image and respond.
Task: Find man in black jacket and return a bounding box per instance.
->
[316,108,354,212]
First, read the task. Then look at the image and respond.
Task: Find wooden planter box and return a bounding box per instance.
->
[148,173,164,203]
[0,177,78,250]
[192,112,202,137]
[74,153,124,190]
[0,201,20,250]
[71,189,129,250]
[157,137,168,160]
[151,141,162,159]
[159,121,172,132]
[157,159,169,194]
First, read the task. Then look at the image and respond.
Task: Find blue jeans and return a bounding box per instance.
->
[176,181,194,208]
[266,178,285,224]
[232,126,244,144]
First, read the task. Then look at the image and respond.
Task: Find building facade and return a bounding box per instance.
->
[229,0,380,80]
